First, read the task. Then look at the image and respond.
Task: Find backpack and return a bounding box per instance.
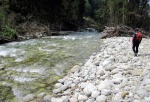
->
[135,32,142,41]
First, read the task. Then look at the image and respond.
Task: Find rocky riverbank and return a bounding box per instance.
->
[23,37,150,102]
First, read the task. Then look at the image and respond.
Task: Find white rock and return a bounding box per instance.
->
[83,83,97,95]
[86,98,95,102]
[69,93,78,102]
[91,90,100,98]
[113,73,123,79]
[55,83,63,88]
[134,94,141,100]
[142,79,150,85]
[61,96,69,102]
[111,78,121,84]
[70,97,78,102]
[119,56,129,63]
[113,92,122,101]
[84,59,93,66]
[70,65,81,73]
[122,78,128,83]
[23,94,35,102]
[105,64,115,71]
[53,89,61,94]
[96,68,105,76]
[63,90,71,95]
[144,97,150,101]
[142,69,149,75]
[65,81,72,85]
[73,77,80,83]
[98,80,111,90]
[51,97,63,102]
[101,89,111,96]
[102,60,111,67]
[145,85,150,92]
[58,79,65,83]
[60,84,70,91]
[43,95,52,101]
[111,69,120,74]
[80,82,89,89]
[70,84,76,88]
[133,100,141,102]
[121,64,130,70]
[96,95,107,102]
[89,74,95,79]
[78,94,88,101]
[103,53,110,58]
[93,61,100,66]
[136,89,148,97]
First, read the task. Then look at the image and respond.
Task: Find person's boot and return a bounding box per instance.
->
[134,53,137,56]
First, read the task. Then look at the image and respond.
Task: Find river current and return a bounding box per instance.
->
[0,30,101,101]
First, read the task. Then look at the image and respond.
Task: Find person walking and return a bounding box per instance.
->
[132,28,142,56]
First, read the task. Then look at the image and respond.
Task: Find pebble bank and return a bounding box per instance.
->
[23,37,150,102]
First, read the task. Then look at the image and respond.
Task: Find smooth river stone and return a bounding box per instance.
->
[83,83,97,95]
[98,80,111,90]
[91,90,100,98]
[78,94,88,101]
[51,97,63,102]
[136,89,148,98]
[96,95,107,102]
[55,83,63,88]
[53,89,61,94]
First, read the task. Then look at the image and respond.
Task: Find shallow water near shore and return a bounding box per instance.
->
[0,30,101,101]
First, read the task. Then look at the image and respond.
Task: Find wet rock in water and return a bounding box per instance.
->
[37,92,46,101]
[69,65,81,73]
[23,94,35,102]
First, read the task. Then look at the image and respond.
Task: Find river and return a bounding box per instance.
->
[0,29,101,101]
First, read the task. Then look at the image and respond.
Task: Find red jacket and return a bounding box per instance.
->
[132,32,142,44]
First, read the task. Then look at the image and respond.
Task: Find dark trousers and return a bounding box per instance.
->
[132,41,140,53]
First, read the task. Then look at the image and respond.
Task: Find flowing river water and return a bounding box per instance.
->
[0,30,101,101]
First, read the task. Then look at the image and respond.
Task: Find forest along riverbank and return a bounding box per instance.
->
[23,37,150,102]
[0,30,101,101]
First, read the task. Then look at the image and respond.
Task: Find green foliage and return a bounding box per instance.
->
[0,26,16,39]
[0,85,14,101]
[0,0,17,40]
[86,0,150,30]
[0,0,150,32]
[85,0,92,16]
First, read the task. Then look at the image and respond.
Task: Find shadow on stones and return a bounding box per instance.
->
[139,53,150,56]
